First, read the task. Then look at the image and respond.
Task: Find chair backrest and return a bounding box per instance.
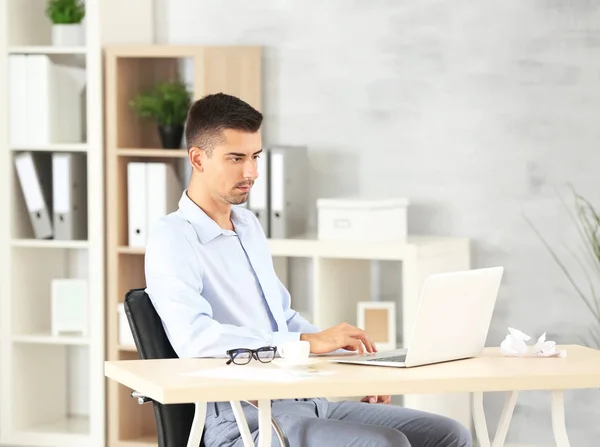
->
[124,288,197,447]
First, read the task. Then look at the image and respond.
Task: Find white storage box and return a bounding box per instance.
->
[317,197,409,242]
[118,303,135,346]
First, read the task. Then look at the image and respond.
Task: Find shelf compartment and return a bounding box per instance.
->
[10,344,90,440]
[111,56,183,149]
[273,256,316,324]
[10,248,89,336]
[10,151,89,241]
[114,351,157,445]
[313,257,372,330]
[117,254,146,302]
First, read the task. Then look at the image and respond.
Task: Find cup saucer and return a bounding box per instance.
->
[272,358,319,369]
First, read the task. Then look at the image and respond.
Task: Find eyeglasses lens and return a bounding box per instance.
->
[233,351,252,364]
[257,349,275,362]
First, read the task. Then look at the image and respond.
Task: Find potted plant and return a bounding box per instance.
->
[46,0,86,46]
[130,80,192,149]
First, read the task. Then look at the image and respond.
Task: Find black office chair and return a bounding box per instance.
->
[123,288,289,447]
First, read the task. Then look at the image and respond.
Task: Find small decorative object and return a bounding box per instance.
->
[51,278,88,337]
[357,301,396,351]
[46,0,86,46]
[129,80,192,149]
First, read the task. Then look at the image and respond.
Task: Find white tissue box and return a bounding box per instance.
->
[118,303,135,346]
[317,197,409,242]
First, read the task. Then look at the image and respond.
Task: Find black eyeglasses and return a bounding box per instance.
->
[226,346,277,365]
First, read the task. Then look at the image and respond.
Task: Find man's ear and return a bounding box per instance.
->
[188,146,204,172]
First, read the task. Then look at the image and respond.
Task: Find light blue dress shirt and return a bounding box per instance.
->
[144,190,321,359]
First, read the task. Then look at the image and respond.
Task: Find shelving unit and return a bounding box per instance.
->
[0,1,105,446]
[104,44,263,447]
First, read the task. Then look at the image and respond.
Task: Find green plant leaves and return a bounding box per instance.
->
[129,80,192,127]
[46,0,85,24]
[524,185,600,347]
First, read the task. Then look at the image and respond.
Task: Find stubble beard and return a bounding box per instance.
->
[221,181,253,205]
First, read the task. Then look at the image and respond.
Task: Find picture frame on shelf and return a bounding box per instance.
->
[357,301,396,351]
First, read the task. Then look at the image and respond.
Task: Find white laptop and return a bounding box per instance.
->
[330,266,504,368]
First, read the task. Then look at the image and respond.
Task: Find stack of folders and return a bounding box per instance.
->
[8,54,84,147]
[127,162,183,248]
[13,152,88,240]
[247,145,310,239]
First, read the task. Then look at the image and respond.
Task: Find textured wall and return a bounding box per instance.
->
[157,1,600,444]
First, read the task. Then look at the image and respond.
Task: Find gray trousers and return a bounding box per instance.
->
[203,398,473,447]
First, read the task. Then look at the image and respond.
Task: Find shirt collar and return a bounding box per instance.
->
[178,190,249,244]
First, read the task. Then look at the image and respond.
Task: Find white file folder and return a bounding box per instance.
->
[268,145,309,239]
[26,55,83,146]
[52,153,87,240]
[145,162,182,234]
[14,152,53,239]
[248,148,269,235]
[127,162,147,247]
[8,55,28,147]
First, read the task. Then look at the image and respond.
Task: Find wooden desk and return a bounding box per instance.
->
[105,345,600,447]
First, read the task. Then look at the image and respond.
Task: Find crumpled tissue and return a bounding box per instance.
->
[500,327,567,358]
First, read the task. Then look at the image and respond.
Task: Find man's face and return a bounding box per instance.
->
[200,128,262,205]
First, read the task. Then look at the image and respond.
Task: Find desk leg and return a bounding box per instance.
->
[231,401,255,446]
[472,391,518,447]
[187,402,207,447]
[258,399,273,447]
[551,390,570,447]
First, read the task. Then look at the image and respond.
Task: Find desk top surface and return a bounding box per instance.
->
[104,345,600,404]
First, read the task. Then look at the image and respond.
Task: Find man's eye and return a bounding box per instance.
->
[232,157,241,162]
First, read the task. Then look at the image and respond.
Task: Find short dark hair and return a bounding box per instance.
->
[184,93,263,154]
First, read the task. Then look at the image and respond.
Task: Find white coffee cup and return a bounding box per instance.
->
[278,340,310,364]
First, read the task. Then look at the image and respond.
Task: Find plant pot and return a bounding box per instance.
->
[52,24,84,46]
[158,124,184,149]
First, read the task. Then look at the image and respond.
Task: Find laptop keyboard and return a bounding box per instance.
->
[365,354,407,363]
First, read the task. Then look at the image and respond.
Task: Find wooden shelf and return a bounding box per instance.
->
[116,435,158,447]
[13,333,90,346]
[8,46,87,55]
[117,148,188,158]
[9,416,91,447]
[10,143,89,152]
[11,239,89,249]
[104,43,262,447]
[118,344,138,352]
[117,246,145,255]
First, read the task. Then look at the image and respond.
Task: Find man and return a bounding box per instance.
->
[145,92,472,447]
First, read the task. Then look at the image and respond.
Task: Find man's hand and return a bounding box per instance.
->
[361,395,391,404]
[300,322,377,355]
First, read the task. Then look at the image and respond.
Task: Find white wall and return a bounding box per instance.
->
[156,1,600,444]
